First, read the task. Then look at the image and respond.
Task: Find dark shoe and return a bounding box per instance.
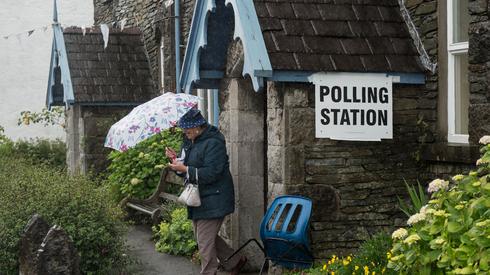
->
[230,256,247,275]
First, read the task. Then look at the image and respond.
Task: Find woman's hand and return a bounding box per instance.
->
[168,160,187,173]
[165,147,177,162]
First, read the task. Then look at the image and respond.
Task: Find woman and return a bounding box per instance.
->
[166,109,246,275]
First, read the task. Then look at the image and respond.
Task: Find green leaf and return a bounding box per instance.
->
[448,221,464,233]
[453,266,475,274]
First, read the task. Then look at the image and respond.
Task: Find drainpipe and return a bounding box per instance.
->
[175,0,181,93]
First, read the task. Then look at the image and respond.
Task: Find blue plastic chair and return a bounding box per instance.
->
[224,195,314,274]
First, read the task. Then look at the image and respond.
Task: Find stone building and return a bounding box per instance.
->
[46,26,158,174]
[57,0,488,270]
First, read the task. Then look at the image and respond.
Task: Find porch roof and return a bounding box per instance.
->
[255,0,424,73]
[180,0,427,93]
[46,27,158,108]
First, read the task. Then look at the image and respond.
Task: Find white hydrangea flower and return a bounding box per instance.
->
[427,179,449,193]
[407,213,426,225]
[479,136,490,145]
[130,178,141,185]
[476,158,489,166]
[403,234,421,245]
[392,228,408,240]
[452,174,464,181]
[419,205,429,215]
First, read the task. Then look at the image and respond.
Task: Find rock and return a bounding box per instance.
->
[19,214,50,275]
[37,225,80,275]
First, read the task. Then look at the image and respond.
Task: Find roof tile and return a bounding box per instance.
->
[283,20,316,36]
[391,38,418,55]
[386,55,422,72]
[295,53,335,71]
[311,20,353,37]
[331,55,366,71]
[258,18,283,31]
[352,5,382,21]
[374,22,410,38]
[269,52,298,70]
[340,38,372,55]
[317,4,357,21]
[378,6,404,22]
[262,32,278,52]
[272,34,306,52]
[303,36,344,54]
[361,55,391,71]
[348,21,379,37]
[292,3,322,19]
[254,2,270,17]
[266,2,296,19]
[366,37,396,54]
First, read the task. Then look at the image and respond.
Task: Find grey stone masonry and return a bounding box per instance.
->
[468,0,490,143]
[267,82,433,257]
[217,40,266,271]
[94,0,196,92]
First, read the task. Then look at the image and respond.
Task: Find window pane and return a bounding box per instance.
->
[453,0,469,43]
[454,53,469,135]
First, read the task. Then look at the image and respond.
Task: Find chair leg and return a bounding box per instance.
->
[259,258,268,275]
[222,238,265,264]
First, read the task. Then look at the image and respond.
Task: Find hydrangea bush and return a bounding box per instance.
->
[106,128,182,200]
[388,136,490,274]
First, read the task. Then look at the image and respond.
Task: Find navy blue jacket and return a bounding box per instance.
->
[180,125,235,220]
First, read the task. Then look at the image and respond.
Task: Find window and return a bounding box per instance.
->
[447,0,470,143]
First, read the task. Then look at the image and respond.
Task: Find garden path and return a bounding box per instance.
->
[125,225,259,275]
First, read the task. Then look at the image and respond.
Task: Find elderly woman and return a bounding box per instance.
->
[166,109,246,275]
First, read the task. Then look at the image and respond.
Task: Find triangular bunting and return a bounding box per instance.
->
[120,18,127,31]
[100,24,110,49]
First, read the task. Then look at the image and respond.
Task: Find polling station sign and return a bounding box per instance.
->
[311,73,393,141]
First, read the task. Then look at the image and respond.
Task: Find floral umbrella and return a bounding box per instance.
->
[104,92,199,151]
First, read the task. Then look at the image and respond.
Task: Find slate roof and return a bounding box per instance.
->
[253,0,424,73]
[63,27,158,104]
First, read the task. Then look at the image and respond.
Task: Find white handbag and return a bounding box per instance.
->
[178,167,201,207]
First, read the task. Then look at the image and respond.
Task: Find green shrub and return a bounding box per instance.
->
[0,154,127,274]
[397,180,429,217]
[152,207,197,257]
[388,136,490,274]
[0,132,66,170]
[286,232,396,275]
[107,128,182,201]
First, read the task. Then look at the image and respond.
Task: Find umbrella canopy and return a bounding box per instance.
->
[104,92,199,151]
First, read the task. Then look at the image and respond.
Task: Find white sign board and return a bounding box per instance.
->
[311,73,393,141]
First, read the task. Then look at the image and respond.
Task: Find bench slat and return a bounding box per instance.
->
[160,192,179,202]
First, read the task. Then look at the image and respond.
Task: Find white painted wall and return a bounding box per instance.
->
[0,0,93,140]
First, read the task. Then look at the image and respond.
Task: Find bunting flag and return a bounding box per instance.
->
[100,24,110,49]
[1,16,134,48]
[165,0,174,8]
[120,18,127,31]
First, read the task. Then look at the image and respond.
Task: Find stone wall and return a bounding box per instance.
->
[93,0,196,92]
[217,40,266,269]
[406,0,483,177]
[468,0,490,143]
[266,82,436,257]
[66,105,132,174]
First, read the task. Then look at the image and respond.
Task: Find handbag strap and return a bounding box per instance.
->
[195,167,198,184]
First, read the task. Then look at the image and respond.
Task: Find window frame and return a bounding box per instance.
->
[159,37,165,89]
[447,0,469,144]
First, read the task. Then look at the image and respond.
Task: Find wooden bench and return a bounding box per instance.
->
[121,168,183,224]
